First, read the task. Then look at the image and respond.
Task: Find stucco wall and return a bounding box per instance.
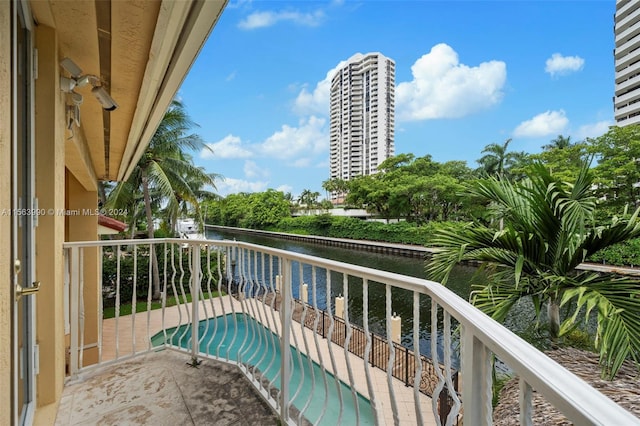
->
[65,173,100,367]
[0,3,12,425]
[34,23,66,411]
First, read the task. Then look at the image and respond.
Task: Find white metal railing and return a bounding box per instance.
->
[62,238,639,426]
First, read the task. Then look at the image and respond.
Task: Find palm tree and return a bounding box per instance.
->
[543,134,572,151]
[166,159,221,235]
[322,178,348,203]
[427,162,640,378]
[298,189,320,210]
[106,100,217,298]
[477,138,513,177]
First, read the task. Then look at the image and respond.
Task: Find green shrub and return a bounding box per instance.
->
[102,245,222,307]
[273,216,466,246]
[587,238,640,267]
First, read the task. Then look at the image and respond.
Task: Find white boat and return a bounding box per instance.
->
[176,218,206,241]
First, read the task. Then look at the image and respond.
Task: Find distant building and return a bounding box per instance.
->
[614,0,640,126]
[329,52,395,202]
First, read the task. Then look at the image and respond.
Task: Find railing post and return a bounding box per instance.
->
[322,310,325,338]
[69,247,80,377]
[280,258,292,423]
[461,325,492,426]
[405,346,409,386]
[370,334,375,366]
[189,244,201,367]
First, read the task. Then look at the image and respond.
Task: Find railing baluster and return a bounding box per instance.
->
[227,245,239,362]
[190,243,200,363]
[461,324,492,426]
[443,311,462,426]
[197,247,209,352]
[214,246,229,359]
[431,300,445,424]
[279,258,292,423]
[288,263,307,415]
[343,273,361,424]
[324,271,344,423]
[310,265,330,425]
[69,246,80,377]
[98,246,103,364]
[203,245,215,357]
[385,283,400,425]
[362,278,379,424]
[79,249,85,369]
[519,378,533,426]
[236,248,252,369]
[131,244,137,355]
[177,246,190,348]
[413,291,424,426]
[115,244,121,359]
[267,257,282,399]
[297,264,317,424]
[162,242,167,336]
[146,243,153,352]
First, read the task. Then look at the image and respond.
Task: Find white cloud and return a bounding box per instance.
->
[243,160,269,179]
[276,184,293,194]
[396,44,506,121]
[259,116,328,159]
[575,120,612,139]
[293,158,311,168]
[545,53,585,77]
[228,0,252,9]
[201,135,253,159]
[513,110,569,138]
[238,10,325,30]
[294,59,350,116]
[216,178,268,196]
[225,71,237,82]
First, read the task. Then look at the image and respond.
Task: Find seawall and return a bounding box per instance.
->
[205,225,435,259]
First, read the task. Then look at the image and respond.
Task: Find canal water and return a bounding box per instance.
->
[205,227,484,365]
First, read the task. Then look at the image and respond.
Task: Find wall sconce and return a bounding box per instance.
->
[60,57,118,111]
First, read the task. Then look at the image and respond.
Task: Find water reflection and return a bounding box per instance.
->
[207,228,482,367]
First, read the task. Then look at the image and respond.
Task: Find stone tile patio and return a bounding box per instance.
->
[55,349,279,426]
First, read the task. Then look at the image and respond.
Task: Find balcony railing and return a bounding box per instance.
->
[63,238,638,426]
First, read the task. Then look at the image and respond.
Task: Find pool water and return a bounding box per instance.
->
[153,313,376,425]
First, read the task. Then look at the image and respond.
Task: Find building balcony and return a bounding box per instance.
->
[58,238,639,425]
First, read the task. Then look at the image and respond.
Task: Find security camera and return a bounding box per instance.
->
[92,86,118,111]
[60,57,118,111]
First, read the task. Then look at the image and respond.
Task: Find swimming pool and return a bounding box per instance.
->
[153,313,375,425]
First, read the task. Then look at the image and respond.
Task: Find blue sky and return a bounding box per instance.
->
[179,0,615,198]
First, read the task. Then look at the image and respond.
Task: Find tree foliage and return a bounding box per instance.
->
[427,162,640,378]
[476,138,529,179]
[204,189,291,229]
[346,154,475,223]
[588,125,640,210]
[106,100,218,298]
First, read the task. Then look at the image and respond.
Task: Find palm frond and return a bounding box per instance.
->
[561,273,640,379]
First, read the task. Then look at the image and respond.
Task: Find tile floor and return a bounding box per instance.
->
[55,349,279,426]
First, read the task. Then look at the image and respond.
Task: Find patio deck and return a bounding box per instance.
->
[55,349,279,426]
[62,295,438,425]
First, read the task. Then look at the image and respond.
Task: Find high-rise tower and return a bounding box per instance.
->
[614,0,640,126]
[329,52,395,201]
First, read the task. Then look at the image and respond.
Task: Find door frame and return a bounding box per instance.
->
[11,0,37,424]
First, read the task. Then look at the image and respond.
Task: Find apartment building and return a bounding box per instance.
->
[329,52,395,201]
[614,0,640,125]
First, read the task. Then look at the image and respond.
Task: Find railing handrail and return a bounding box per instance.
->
[63,238,640,425]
